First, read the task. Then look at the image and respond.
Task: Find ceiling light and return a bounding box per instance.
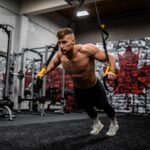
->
[76,11,89,17]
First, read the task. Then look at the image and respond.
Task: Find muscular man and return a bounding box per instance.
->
[42,28,119,136]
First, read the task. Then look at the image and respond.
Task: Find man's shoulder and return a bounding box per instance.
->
[78,43,96,53]
[74,44,96,56]
[75,43,94,47]
[82,43,96,50]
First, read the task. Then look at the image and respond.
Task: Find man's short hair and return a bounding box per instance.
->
[57,28,74,39]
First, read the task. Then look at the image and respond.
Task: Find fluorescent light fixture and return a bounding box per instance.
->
[76,10,89,17]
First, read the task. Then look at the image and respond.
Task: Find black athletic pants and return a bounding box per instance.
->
[74,79,115,119]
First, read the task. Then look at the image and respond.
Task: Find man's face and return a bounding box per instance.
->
[58,34,75,55]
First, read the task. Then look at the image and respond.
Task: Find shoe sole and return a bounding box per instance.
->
[106,133,116,136]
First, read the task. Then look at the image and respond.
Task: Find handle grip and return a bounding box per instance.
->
[36,67,46,78]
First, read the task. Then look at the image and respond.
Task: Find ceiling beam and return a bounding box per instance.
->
[21,0,103,16]
[21,0,70,15]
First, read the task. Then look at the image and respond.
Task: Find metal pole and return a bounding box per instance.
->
[61,69,65,99]
[30,59,36,112]
[61,68,65,113]
[4,30,12,98]
[41,45,49,116]
[42,45,49,97]
[18,48,26,111]
[26,45,55,51]
[38,50,53,53]
[26,47,46,50]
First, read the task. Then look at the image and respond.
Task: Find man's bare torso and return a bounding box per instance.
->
[59,45,97,89]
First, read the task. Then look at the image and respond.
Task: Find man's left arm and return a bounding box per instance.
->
[107,53,116,73]
[87,44,116,79]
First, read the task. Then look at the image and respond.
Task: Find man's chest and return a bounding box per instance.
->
[61,55,90,74]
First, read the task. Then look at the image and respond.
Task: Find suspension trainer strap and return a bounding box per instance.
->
[37,0,85,78]
[94,0,118,92]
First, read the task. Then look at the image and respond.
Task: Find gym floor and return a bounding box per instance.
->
[0,111,89,127]
[0,112,150,150]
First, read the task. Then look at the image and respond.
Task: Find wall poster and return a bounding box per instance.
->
[96,37,150,113]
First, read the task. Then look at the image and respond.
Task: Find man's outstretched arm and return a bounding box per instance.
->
[43,53,61,76]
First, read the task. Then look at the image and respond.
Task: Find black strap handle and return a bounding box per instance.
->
[37,0,85,76]
[94,1,118,92]
[36,0,85,90]
[103,73,118,92]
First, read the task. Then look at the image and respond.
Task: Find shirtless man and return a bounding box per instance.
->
[42,28,119,136]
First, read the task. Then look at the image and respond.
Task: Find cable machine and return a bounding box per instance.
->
[0,24,14,120]
[17,47,44,113]
[17,45,66,115]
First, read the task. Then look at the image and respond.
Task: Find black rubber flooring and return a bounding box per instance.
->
[0,114,150,150]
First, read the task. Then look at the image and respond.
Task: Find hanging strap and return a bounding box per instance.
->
[94,0,118,92]
[36,0,85,91]
[37,0,85,78]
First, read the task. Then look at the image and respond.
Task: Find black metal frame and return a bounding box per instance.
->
[0,24,14,120]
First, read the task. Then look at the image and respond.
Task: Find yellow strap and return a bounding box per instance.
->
[37,67,46,78]
[104,65,115,76]
[104,65,111,76]
[100,24,105,29]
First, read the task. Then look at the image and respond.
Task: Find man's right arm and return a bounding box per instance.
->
[43,52,61,76]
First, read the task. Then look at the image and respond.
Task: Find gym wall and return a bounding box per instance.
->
[0,0,68,109]
[75,12,150,114]
[96,38,150,113]
[75,12,150,43]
